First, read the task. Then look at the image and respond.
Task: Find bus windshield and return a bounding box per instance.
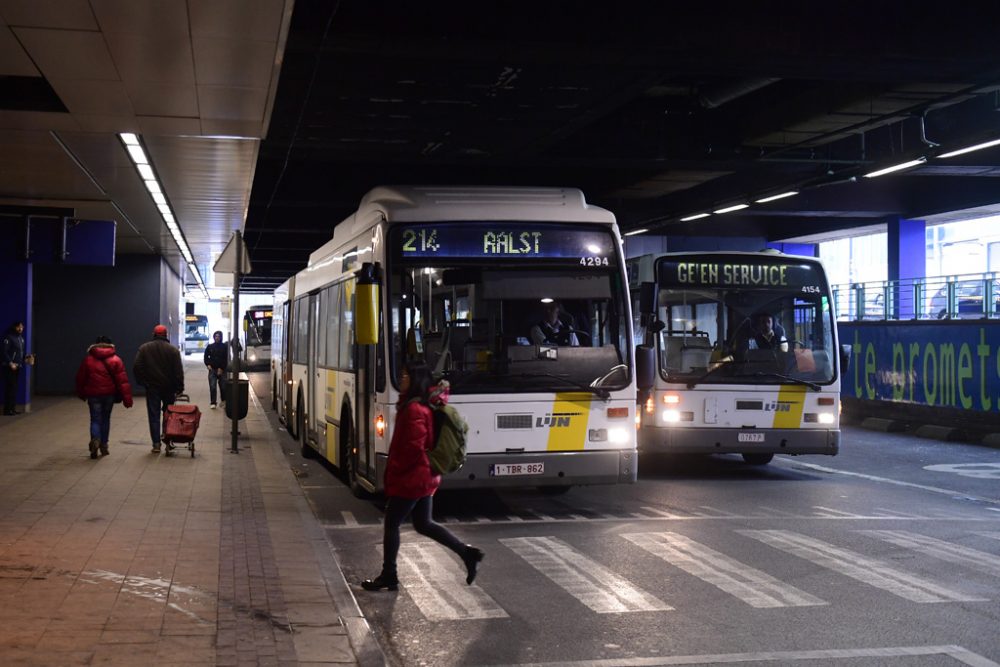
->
[654,256,836,386]
[245,308,272,346]
[389,222,631,394]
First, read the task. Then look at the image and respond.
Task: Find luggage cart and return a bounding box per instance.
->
[162,394,201,457]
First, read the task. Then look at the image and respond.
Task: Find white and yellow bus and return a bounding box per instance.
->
[272,186,638,495]
[629,251,843,465]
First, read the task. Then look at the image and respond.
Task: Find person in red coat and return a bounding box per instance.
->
[362,363,483,591]
[75,336,133,459]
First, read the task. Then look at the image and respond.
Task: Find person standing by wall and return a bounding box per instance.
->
[133,324,184,453]
[361,362,484,592]
[204,330,228,409]
[2,321,31,415]
[75,336,133,458]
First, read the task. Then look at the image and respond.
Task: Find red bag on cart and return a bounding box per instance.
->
[163,399,201,443]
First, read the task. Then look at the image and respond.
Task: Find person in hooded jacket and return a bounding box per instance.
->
[361,362,484,591]
[75,335,133,458]
[203,330,228,408]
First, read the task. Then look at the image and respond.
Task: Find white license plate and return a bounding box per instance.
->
[738,432,765,443]
[490,462,544,477]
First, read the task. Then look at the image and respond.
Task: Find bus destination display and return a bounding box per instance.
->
[398,223,615,265]
[657,257,820,290]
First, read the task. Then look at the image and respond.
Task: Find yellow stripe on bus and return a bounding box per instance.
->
[546,392,592,452]
[773,384,806,429]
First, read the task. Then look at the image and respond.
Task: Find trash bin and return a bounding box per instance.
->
[224,376,249,420]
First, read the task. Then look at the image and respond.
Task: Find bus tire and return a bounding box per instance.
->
[742,453,773,465]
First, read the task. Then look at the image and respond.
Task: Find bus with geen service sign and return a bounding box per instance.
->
[629,250,845,465]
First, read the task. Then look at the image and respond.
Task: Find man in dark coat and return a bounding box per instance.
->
[2,321,27,415]
[134,324,184,453]
[203,330,228,408]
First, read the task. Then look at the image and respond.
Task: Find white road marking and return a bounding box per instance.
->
[863,530,1000,577]
[755,505,798,517]
[812,506,863,518]
[923,463,1000,480]
[397,542,508,621]
[500,536,671,614]
[778,460,1000,506]
[873,507,922,518]
[698,505,737,517]
[640,506,688,519]
[740,530,986,603]
[340,511,358,526]
[623,532,825,608]
[488,644,1000,666]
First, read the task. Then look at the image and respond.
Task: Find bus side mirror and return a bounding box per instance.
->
[839,344,851,372]
[638,281,656,315]
[635,344,655,391]
[355,262,381,345]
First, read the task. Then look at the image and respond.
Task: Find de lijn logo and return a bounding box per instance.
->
[537,412,582,428]
[764,401,793,413]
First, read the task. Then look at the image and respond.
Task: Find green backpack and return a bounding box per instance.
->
[427,403,468,475]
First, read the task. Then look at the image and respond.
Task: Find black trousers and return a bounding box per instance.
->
[2,365,18,413]
[382,495,466,576]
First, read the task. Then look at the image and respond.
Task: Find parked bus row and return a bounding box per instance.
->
[268,186,845,495]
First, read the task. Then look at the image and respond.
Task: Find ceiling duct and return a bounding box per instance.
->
[699,78,780,109]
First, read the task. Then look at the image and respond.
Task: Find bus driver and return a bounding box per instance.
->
[529,301,579,346]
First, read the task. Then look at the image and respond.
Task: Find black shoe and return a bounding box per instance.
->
[89,438,99,459]
[100,443,109,456]
[463,546,484,585]
[361,573,399,591]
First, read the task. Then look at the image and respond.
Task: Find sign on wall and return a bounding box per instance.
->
[839,322,1000,413]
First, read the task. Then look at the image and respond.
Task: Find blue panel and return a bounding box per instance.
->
[840,322,1000,414]
[767,242,816,257]
[65,219,116,266]
[669,236,765,252]
[26,217,62,263]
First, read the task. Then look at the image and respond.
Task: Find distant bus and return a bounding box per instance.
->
[184,314,209,356]
[629,250,843,465]
[242,305,272,370]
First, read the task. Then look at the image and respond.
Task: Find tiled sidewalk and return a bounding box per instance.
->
[0,360,380,666]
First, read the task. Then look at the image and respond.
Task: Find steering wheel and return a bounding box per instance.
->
[591,364,628,387]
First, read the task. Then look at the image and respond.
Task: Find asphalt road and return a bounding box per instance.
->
[247,371,1000,667]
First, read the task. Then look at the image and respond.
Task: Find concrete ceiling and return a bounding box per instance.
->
[6,2,1000,294]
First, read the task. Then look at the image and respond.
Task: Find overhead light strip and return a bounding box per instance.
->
[680,212,710,222]
[118,132,207,297]
[938,138,1000,159]
[623,228,648,237]
[713,203,749,214]
[755,191,798,203]
[863,158,926,179]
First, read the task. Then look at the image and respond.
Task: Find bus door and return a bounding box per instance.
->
[308,293,322,443]
[353,284,376,484]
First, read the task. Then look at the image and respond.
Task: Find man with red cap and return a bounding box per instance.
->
[133,324,184,453]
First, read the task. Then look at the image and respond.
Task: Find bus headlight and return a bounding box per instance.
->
[662,409,681,423]
[609,427,629,444]
[817,412,835,425]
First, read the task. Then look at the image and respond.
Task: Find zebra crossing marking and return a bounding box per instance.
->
[740,530,986,603]
[340,511,358,527]
[491,644,1000,666]
[396,542,508,621]
[862,530,1000,577]
[500,536,671,614]
[623,531,826,608]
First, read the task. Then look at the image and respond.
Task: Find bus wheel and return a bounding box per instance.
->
[742,453,774,465]
[298,396,315,459]
[343,420,368,498]
[537,485,572,495]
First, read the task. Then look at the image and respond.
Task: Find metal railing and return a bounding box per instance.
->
[831,273,1000,321]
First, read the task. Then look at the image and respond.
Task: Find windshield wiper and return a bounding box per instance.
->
[507,372,610,400]
[685,364,727,389]
[750,371,821,391]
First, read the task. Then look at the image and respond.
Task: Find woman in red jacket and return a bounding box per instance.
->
[362,363,483,591]
[75,336,133,459]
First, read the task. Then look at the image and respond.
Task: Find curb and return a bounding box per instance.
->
[913,424,967,442]
[860,417,906,433]
[979,433,1000,449]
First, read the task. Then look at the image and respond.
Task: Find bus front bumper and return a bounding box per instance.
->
[638,426,839,456]
[376,449,637,490]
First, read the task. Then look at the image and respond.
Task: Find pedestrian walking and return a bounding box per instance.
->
[361,362,484,591]
[203,330,227,408]
[75,336,133,458]
[2,321,33,415]
[133,324,184,453]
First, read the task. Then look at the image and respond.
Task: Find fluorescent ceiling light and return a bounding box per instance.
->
[938,138,1000,159]
[151,192,166,205]
[144,180,162,195]
[623,228,648,237]
[680,213,710,222]
[119,133,139,146]
[157,203,171,216]
[163,212,175,223]
[863,158,925,178]
[755,191,798,203]
[126,144,148,165]
[136,163,155,180]
[713,203,749,214]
